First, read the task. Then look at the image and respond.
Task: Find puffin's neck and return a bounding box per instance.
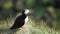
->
[22,13,27,19]
[22,13,27,16]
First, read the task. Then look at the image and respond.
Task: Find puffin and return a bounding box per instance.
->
[10,9,31,30]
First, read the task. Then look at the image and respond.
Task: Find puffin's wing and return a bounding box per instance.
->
[10,21,24,29]
[10,15,25,29]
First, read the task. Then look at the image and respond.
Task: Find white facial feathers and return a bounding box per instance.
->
[24,9,30,14]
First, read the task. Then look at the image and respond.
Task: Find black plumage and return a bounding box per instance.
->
[10,14,26,29]
[10,10,27,29]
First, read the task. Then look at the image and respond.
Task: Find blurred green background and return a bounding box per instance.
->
[0,0,60,34]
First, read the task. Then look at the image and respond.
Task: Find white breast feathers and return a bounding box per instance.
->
[25,16,28,24]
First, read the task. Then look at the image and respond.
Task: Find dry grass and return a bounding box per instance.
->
[0,16,60,34]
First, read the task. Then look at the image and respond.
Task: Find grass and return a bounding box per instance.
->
[0,14,60,34]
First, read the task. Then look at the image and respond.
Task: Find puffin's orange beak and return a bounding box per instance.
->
[29,9,32,13]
